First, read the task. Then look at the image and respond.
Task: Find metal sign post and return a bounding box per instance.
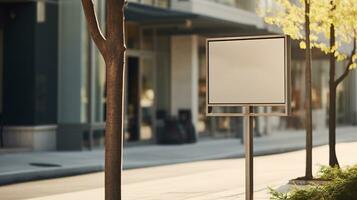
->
[206,35,291,200]
[244,106,254,200]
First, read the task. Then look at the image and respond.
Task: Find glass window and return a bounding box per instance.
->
[127,0,169,8]
[141,28,154,50]
[206,0,257,12]
[141,57,155,141]
[155,35,170,111]
[81,23,89,123]
[94,50,106,122]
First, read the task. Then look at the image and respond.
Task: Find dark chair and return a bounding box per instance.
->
[178,109,197,143]
[155,110,166,144]
[157,116,186,145]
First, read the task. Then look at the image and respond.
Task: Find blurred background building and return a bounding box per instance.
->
[0,0,356,151]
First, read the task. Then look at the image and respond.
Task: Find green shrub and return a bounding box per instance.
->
[270,165,357,200]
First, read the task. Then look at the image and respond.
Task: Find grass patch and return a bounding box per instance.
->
[270,165,357,200]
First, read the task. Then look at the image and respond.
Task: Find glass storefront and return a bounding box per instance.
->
[83,2,353,143]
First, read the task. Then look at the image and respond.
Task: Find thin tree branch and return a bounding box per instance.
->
[81,0,107,55]
[335,39,357,86]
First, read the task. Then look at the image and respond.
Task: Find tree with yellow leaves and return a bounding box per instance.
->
[324,0,357,168]
[263,0,318,180]
[263,0,357,177]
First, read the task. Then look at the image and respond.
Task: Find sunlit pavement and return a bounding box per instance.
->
[1,126,357,186]
[1,141,357,200]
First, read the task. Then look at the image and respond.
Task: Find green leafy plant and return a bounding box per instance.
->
[270,165,357,200]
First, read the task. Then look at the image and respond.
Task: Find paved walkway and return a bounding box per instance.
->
[0,126,357,185]
[1,141,357,200]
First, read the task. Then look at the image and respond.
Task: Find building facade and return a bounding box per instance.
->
[0,0,356,151]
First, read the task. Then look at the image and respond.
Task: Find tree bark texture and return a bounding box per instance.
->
[304,0,313,180]
[81,0,126,199]
[328,24,340,168]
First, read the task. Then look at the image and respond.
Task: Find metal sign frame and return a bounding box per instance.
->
[206,35,291,200]
[206,35,291,117]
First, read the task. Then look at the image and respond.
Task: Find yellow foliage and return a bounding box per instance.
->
[299,41,307,49]
[349,63,357,70]
[260,0,357,64]
[353,54,357,62]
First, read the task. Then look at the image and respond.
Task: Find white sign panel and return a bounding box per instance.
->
[207,35,289,106]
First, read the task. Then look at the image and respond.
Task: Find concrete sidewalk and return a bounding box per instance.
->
[1,141,357,200]
[0,126,356,185]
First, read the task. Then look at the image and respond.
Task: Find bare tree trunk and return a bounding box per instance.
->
[81,0,126,199]
[105,2,126,199]
[105,57,125,200]
[304,0,313,180]
[328,24,340,168]
[329,39,357,168]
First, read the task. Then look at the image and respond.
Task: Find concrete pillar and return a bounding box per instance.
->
[170,35,199,130]
[58,0,87,123]
[57,1,86,150]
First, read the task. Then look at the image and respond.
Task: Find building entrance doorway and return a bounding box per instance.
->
[127,57,140,141]
[126,55,156,142]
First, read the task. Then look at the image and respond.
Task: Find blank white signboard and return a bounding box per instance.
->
[207,36,288,105]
